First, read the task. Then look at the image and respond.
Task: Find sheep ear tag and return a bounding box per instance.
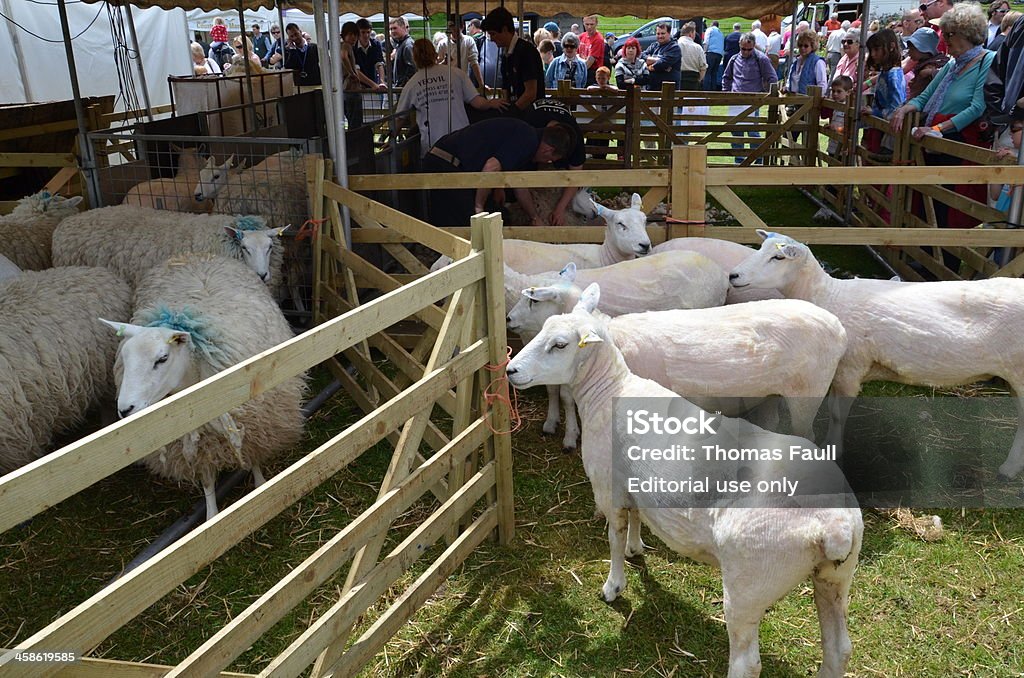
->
[168,332,190,346]
[578,330,603,347]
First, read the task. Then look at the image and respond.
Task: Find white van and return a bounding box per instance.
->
[783,1,917,31]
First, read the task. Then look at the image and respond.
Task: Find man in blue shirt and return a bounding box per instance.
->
[354,18,385,85]
[422,118,571,226]
[703,20,725,91]
[641,22,681,90]
[723,22,743,72]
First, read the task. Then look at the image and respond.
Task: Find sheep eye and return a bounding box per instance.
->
[154,355,168,369]
[553,342,568,350]
[770,255,785,261]
[213,173,221,180]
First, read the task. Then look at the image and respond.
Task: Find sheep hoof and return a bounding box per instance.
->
[601,582,622,602]
[625,544,646,559]
[562,444,577,455]
[541,422,558,435]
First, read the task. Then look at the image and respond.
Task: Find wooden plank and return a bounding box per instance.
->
[707,186,768,230]
[166,418,490,678]
[696,226,1024,247]
[43,166,80,195]
[476,213,514,545]
[0,340,489,677]
[347,206,430,274]
[348,169,670,191]
[323,507,498,678]
[706,165,1024,186]
[739,99,812,168]
[266,464,496,678]
[0,254,484,534]
[0,153,76,168]
[641,187,668,215]
[913,182,1007,224]
[0,119,80,142]
[322,182,470,260]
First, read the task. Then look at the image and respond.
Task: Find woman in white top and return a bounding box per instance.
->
[190,41,220,75]
[397,38,506,156]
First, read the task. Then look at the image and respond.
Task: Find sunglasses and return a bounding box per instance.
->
[841,39,856,44]
[563,44,578,49]
[919,0,938,10]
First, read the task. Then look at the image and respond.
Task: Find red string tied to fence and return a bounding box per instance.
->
[295,217,327,242]
[483,346,522,436]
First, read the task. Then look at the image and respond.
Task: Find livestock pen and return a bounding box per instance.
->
[0,181,513,676]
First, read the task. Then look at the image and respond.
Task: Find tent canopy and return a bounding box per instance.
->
[83,0,792,20]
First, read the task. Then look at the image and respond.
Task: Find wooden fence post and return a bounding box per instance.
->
[659,81,674,160]
[630,85,642,166]
[670,145,707,239]
[805,86,822,168]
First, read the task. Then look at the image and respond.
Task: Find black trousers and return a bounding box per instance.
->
[679,70,701,91]
[421,152,474,227]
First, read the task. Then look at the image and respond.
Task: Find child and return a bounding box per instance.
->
[823,75,853,157]
[991,120,1023,213]
[862,29,906,153]
[587,66,616,160]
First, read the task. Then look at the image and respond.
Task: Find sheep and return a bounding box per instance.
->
[503,254,730,450]
[653,237,783,304]
[506,283,863,678]
[729,229,1024,481]
[501,187,598,227]
[0,191,83,271]
[507,274,847,444]
[100,254,306,520]
[0,266,131,474]
[52,206,285,290]
[431,190,652,274]
[121,146,219,213]
[0,253,21,282]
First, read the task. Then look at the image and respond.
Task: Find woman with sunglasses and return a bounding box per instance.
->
[832,27,861,89]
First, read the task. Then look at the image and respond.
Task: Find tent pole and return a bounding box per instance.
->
[2,0,32,102]
[844,0,870,226]
[325,0,351,250]
[123,1,153,121]
[383,0,396,143]
[237,1,259,132]
[56,0,101,207]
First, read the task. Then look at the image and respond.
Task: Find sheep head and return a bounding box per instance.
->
[194,155,236,202]
[11,191,83,218]
[601,193,651,260]
[507,283,605,389]
[224,225,284,283]
[100,319,196,420]
[506,262,580,338]
[728,229,811,292]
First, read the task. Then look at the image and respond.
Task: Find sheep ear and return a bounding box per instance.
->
[205,156,217,168]
[224,226,243,241]
[225,154,236,168]
[168,331,191,346]
[100,318,142,338]
[558,262,577,281]
[170,142,184,153]
[630,193,642,210]
[236,157,248,170]
[780,243,803,258]
[577,328,604,347]
[756,229,773,241]
[61,196,84,208]
[575,282,600,313]
[522,286,559,302]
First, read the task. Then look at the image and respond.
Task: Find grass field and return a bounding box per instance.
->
[3,188,1024,675]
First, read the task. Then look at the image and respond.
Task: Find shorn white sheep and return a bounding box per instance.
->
[729,230,1024,481]
[431,190,652,274]
[121,146,218,213]
[101,255,306,520]
[0,266,131,474]
[0,191,83,270]
[0,253,21,282]
[506,284,863,678]
[507,275,846,442]
[653,237,782,304]
[53,205,284,289]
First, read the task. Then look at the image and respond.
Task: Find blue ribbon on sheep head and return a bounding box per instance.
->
[137,305,228,367]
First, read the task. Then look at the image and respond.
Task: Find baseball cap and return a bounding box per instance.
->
[544,21,559,33]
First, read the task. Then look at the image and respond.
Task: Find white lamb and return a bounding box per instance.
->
[0,253,21,282]
[504,254,730,450]
[101,255,307,520]
[654,237,782,304]
[729,230,1024,480]
[0,191,83,270]
[507,274,846,444]
[121,146,218,213]
[0,266,131,474]
[430,190,652,274]
[506,284,862,678]
[53,206,284,289]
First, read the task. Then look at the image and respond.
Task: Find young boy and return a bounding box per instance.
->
[823,75,853,157]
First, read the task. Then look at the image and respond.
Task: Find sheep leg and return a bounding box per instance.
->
[542,385,560,436]
[560,385,579,453]
[722,586,764,678]
[998,391,1024,480]
[826,373,862,460]
[786,395,824,443]
[625,508,647,558]
[201,467,218,521]
[212,413,245,452]
[812,564,855,678]
[601,507,629,602]
[252,464,267,487]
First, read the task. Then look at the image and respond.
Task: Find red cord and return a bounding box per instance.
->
[295,217,327,241]
[482,346,522,435]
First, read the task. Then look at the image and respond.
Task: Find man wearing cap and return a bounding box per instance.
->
[482,6,545,113]
[544,22,564,57]
[703,20,725,91]
[578,15,605,85]
[283,23,321,86]
[422,118,571,226]
[905,27,947,99]
[524,99,586,225]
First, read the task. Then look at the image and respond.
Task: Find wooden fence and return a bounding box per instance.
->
[0,170,513,676]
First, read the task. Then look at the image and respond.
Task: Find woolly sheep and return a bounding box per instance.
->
[101,255,306,520]
[729,230,1024,481]
[0,266,131,473]
[430,190,652,274]
[0,191,83,271]
[501,187,598,227]
[53,205,284,289]
[508,276,847,443]
[653,237,782,304]
[506,284,862,678]
[121,146,218,213]
[0,253,21,282]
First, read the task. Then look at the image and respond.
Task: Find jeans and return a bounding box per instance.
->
[703,52,723,91]
[728,105,761,165]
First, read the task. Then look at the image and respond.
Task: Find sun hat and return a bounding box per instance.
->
[906,26,939,54]
[210,24,229,43]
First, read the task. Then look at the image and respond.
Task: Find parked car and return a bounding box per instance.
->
[610,17,705,58]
